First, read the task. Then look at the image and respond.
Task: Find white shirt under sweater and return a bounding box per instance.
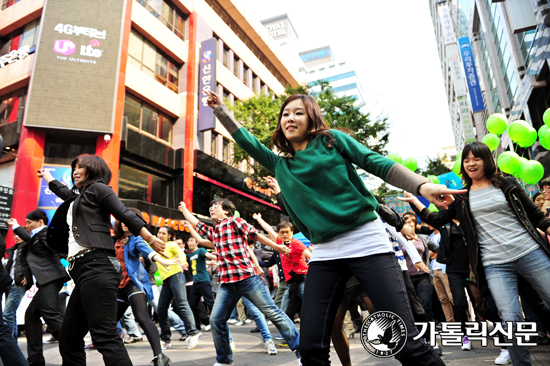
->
[469,185,539,267]
[67,201,88,258]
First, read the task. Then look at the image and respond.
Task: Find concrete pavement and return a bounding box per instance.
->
[24,321,550,365]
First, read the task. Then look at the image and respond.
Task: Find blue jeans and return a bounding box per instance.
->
[158,272,198,342]
[150,284,186,335]
[210,275,299,364]
[0,290,28,366]
[285,276,306,319]
[484,247,550,366]
[3,285,26,340]
[242,297,271,342]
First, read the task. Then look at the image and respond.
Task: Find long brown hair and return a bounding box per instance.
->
[70,154,112,193]
[113,207,143,240]
[272,94,336,156]
[460,142,501,189]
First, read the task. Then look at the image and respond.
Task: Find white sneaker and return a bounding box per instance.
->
[265,339,277,355]
[230,341,236,351]
[205,324,211,331]
[213,363,232,366]
[161,341,171,350]
[234,320,244,326]
[267,320,273,325]
[188,332,202,349]
[495,349,511,365]
[244,319,253,324]
[461,336,472,351]
[227,319,238,324]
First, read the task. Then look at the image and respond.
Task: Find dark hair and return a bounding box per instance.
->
[158,226,175,241]
[71,154,112,193]
[26,210,48,225]
[402,212,417,225]
[272,94,338,156]
[460,142,501,189]
[211,198,236,217]
[113,207,142,240]
[277,221,294,232]
[540,177,550,189]
[533,191,543,202]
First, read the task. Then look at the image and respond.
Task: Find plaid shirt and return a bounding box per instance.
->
[195,217,258,284]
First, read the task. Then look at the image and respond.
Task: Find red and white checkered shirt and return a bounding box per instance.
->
[195,217,258,284]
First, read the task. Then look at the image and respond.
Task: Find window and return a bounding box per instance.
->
[19,20,40,49]
[119,164,171,206]
[318,49,324,58]
[312,51,318,60]
[0,88,26,126]
[222,138,230,163]
[319,68,325,72]
[223,47,229,67]
[243,65,249,86]
[123,95,174,143]
[128,30,181,92]
[339,62,346,66]
[329,65,335,69]
[309,70,315,74]
[44,135,96,165]
[1,0,21,10]
[0,19,41,56]
[136,0,187,39]
[233,56,239,77]
[211,131,218,157]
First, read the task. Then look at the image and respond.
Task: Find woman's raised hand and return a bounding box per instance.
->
[36,168,55,183]
[204,90,223,109]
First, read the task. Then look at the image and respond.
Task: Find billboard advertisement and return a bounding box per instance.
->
[198,38,217,132]
[37,165,73,223]
[24,0,127,132]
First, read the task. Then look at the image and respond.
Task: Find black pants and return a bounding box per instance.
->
[447,272,469,332]
[299,253,444,366]
[25,279,64,365]
[59,251,132,366]
[189,281,215,329]
[410,273,434,322]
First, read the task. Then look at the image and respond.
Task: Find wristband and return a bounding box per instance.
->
[148,235,157,245]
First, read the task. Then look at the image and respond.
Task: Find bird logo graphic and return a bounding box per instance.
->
[360,311,407,358]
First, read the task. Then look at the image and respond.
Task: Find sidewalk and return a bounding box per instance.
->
[27,322,550,365]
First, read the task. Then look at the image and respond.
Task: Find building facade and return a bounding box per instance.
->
[429,0,550,170]
[0,0,302,245]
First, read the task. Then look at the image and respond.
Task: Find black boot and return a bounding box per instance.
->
[152,353,171,366]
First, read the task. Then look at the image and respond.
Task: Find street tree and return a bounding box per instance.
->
[418,156,451,177]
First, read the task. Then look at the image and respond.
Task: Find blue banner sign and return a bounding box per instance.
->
[458,37,485,113]
[198,38,217,132]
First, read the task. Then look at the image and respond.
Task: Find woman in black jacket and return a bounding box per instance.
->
[37,154,166,366]
[400,142,550,366]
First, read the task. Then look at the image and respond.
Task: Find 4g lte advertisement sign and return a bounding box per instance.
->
[24,0,127,132]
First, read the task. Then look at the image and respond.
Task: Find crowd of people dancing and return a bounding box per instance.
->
[0,90,549,366]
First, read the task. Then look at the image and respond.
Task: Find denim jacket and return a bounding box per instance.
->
[124,235,155,302]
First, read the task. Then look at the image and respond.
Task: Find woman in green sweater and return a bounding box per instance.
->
[204,91,460,366]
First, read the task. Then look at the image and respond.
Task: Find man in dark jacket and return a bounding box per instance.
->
[3,229,32,339]
[8,210,69,366]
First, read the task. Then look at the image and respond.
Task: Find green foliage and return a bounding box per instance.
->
[418,156,452,177]
[373,182,402,204]
[227,82,390,181]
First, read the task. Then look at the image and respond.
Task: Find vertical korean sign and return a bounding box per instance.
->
[458,37,485,113]
[458,96,476,143]
[447,44,467,97]
[199,38,217,132]
[438,4,456,45]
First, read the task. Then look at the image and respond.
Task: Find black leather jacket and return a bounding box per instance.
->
[419,177,550,296]
[47,179,146,256]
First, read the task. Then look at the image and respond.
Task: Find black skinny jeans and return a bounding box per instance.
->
[299,253,445,366]
[446,272,469,332]
[59,251,132,366]
[189,281,215,329]
[409,273,434,323]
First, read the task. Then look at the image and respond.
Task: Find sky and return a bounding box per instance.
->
[240,0,456,170]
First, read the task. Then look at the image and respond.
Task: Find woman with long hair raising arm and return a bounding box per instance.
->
[203,90,462,366]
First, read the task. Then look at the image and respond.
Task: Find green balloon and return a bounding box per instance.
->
[519,160,544,185]
[403,158,417,172]
[482,133,500,151]
[543,108,550,127]
[154,271,163,286]
[234,210,240,218]
[507,120,530,143]
[497,151,521,174]
[518,127,537,148]
[427,175,440,184]
[388,153,403,164]
[514,157,529,179]
[452,159,462,177]
[486,113,508,135]
[428,203,439,213]
[539,125,550,150]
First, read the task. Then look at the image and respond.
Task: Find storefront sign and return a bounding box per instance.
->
[243,177,273,197]
[141,212,187,232]
[24,0,126,132]
[438,4,456,45]
[458,96,476,143]
[198,38,217,132]
[0,45,31,68]
[0,185,14,230]
[458,37,485,113]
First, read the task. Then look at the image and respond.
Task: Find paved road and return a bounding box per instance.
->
[25,321,550,365]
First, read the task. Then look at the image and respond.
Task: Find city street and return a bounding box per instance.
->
[24,321,550,366]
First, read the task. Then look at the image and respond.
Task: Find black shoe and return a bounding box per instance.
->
[354,325,361,333]
[151,353,171,366]
[179,333,189,341]
[250,327,260,333]
[45,336,58,343]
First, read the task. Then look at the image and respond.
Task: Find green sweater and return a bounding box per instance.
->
[232,127,397,244]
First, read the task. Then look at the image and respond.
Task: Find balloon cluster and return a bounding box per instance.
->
[387,154,418,172]
[497,152,544,184]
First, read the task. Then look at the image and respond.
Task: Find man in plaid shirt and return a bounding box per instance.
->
[179,199,301,366]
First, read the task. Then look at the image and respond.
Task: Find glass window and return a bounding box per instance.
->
[128,30,143,61]
[124,96,141,127]
[326,49,330,56]
[44,135,96,165]
[211,131,218,156]
[141,104,158,136]
[243,65,249,85]
[312,51,318,60]
[309,70,315,74]
[168,62,179,87]
[142,39,157,73]
[233,56,239,76]
[156,54,168,79]
[318,49,324,58]
[174,13,185,39]
[329,65,335,69]
[19,20,39,49]
[160,114,173,142]
[149,0,162,16]
[223,47,229,67]
[306,53,311,61]
[162,1,174,28]
[119,165,149,202]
